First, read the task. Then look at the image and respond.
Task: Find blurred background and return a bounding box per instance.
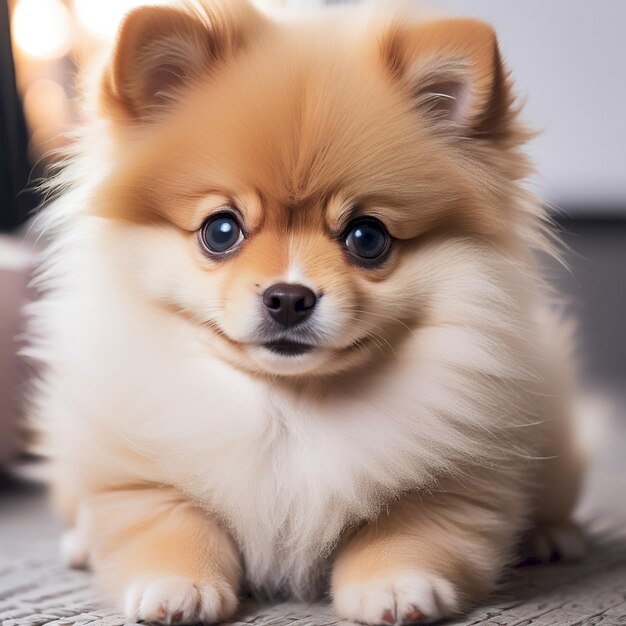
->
[1,0,625,493]
[0,3,625,623]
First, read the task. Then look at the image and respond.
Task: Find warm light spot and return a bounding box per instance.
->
[23,79,71,159]
[23,79,70,129]
[73,0,167,40]
[12,0,73,60]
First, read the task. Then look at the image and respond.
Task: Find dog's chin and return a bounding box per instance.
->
[247,342,330,376]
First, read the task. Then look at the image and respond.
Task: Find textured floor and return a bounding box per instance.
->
[1,511,626,626]
[1,394,625,626]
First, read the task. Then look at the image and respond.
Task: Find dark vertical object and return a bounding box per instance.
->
[0,0,37,231]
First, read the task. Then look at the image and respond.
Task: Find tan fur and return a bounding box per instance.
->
[27,1,583,623]
[74,487,240,622]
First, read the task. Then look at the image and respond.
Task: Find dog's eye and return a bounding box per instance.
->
[344,217,391,266]
[199,212,244,255]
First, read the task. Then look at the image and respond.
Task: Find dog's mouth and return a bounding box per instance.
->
[189,312,374,362]
[190,315,319,358]
[261,340,316,357]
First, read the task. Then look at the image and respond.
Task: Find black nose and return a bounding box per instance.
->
[262,283,317,328]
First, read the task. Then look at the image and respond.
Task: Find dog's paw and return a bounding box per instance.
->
[124,575,237,624]
[334,570,460,625]
[522,521,586,564]
[60,529,89,569]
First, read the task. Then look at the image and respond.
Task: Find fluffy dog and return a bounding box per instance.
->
[28,0,584,623]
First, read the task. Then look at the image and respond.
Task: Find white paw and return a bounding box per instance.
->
[124,575,237,624]
[524,522,586,564]
[334,570,460,625]
[60,529,89,569]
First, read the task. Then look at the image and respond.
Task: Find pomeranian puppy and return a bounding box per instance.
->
[27,0,584,623]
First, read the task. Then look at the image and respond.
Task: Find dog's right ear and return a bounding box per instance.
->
[100,1,258,121]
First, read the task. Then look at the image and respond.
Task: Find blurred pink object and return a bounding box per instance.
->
[0,234,35,464]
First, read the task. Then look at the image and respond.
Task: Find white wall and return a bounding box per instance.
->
[430,0,626,214]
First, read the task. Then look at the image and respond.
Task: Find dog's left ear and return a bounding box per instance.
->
[381,18,515,140]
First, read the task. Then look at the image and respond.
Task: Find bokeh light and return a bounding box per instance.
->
[23,79,70,130]
[22,79,72,158]
[11,0,74,60]
[73,0,168,40]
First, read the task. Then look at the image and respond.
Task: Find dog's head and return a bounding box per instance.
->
[91,0,531,377]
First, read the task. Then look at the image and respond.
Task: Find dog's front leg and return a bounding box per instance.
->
[332,473,526,624]
[83,486,241,625]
